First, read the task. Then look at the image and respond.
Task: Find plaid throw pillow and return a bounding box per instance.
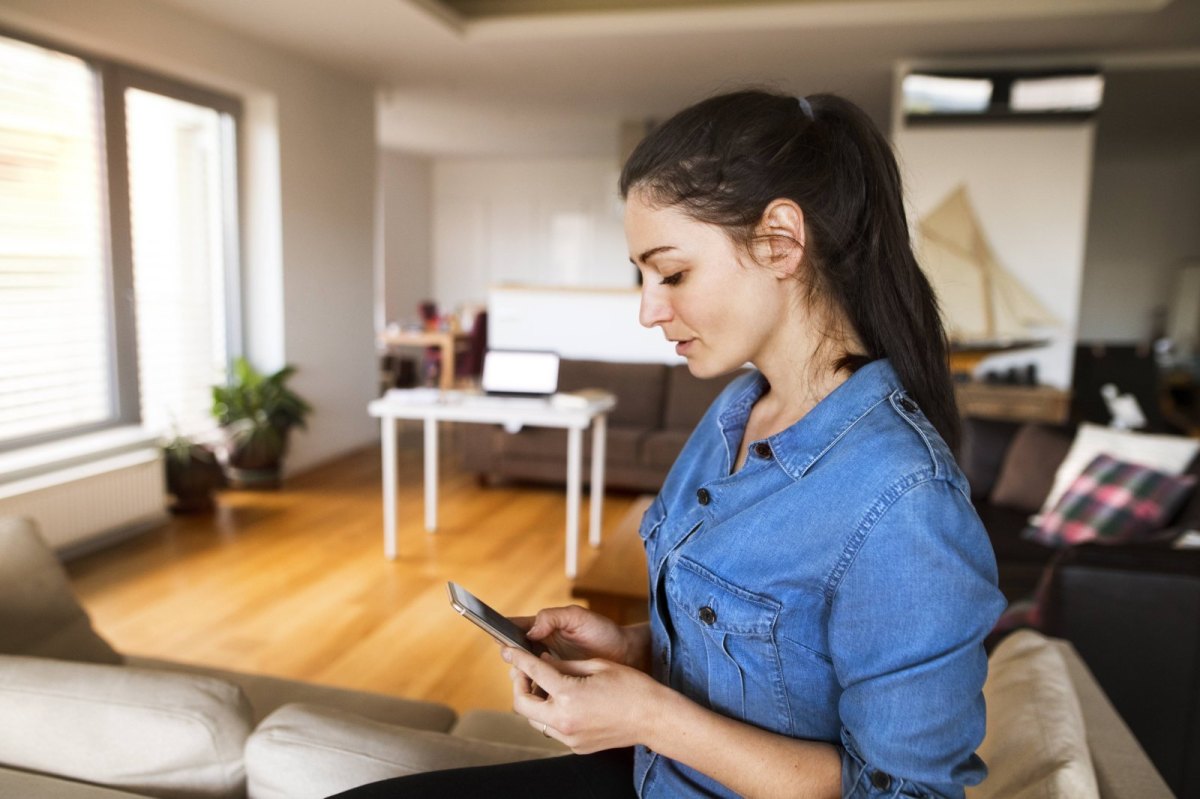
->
[1025,453,1197,547]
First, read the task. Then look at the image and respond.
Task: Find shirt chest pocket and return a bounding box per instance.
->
[666,557,792,732]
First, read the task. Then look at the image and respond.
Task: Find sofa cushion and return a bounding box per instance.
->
[0,517,122,664]
[557,360,666,429]
[959,418,1021,501]
[0,654,251,799]
[1039,423,1199,519]
[245,703,557,799]
[451,709,569,753]
[494,425,645,468]
[662,365,745,431]
[640,429,692,470]
[989,424,1073,513]
[968,630,1098,799]
[1026,454,1197,547]
[126,655,457,731]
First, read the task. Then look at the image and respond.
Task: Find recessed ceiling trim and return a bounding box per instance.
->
[408,0,1174,40]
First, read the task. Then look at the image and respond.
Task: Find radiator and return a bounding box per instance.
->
[0,449,168,553]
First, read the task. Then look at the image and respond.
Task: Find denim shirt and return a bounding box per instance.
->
[633,359,1006,799]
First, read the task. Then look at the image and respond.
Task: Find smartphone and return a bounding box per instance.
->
[446,582,549,657]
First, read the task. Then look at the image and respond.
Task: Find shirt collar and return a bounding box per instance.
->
[717,359,904,481]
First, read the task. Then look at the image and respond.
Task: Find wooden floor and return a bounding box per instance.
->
[65,425,641,716]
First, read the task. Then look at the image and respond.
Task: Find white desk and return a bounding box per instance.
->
[367,390,616,578]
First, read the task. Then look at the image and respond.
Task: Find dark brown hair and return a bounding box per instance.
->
[619,90,960,452]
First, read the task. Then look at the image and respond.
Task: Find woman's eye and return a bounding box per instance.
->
[659,272,684,286]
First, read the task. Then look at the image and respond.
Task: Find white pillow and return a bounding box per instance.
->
[1038,423,1200,518]
[0,655,252,799]
[968,630,1098,799]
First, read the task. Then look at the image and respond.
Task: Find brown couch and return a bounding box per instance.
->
[959,416,1200,602]
[460,359,745,492]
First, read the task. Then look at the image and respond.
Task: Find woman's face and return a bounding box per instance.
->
[625,189,791,379]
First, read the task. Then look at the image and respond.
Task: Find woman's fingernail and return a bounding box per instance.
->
[501,648,512,663]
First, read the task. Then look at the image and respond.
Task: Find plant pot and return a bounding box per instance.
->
[218,424,290,489]
[165,448,224,513]
[223,464,282,490]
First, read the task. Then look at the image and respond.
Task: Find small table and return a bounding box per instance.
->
[367,390,616,578]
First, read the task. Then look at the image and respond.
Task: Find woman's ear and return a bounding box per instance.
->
[758,199,805,277]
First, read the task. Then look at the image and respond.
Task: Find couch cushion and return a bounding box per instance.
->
[0,517,122,664]
[662,365,745,431]
[640,429,692,470]
[557,360,666,429]
[126,655,457,731]
[968,630,1098,799]
[0,654,251,799]
[989,424,1073,513]
[494,425,645,468]
[245,703,556,799]
[451,709,569,753]
[959,418,1021,501]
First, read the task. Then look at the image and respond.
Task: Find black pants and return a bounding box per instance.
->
[327,747,637,798]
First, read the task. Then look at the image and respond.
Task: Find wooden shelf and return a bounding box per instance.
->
[955,383,1071,425]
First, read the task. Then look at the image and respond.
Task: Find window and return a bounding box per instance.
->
[0,32,240,450]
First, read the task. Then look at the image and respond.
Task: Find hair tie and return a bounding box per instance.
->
[797,96,814,121]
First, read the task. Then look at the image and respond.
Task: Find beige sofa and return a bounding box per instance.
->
[0,516,1175,799]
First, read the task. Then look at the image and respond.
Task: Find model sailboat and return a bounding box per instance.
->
[917,185,1058,373]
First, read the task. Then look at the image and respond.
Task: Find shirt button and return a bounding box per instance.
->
[870,770,892,791]
[696,488,711,506]
[753,442,772,459]
[698,606,717,624]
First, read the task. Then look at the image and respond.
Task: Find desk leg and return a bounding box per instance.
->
[589,414,606,548]
[566,426,582,579]
[424,417,438,532]
[381,416,397,560]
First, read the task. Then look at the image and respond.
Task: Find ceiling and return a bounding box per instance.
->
[141,0,1200,157]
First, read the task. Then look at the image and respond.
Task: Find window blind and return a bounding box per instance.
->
[0,36,112,446]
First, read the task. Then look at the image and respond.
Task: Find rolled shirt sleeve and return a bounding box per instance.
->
[828,478,1006,799]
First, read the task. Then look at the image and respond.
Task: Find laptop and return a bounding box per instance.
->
[480,350,560,397]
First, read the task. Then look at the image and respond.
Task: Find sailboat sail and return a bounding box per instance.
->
[918,185,1058,346]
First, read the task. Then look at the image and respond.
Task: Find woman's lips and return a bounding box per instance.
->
[674,339,693,356]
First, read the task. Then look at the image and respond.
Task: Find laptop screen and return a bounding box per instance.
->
[481,350,560,396]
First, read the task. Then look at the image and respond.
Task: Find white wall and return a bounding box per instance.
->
[489,287,680,363]
[1078,152,1200,341]
[0,0,379,475]
[431,157,631,312]
[894,123,1096,389]
[379,149,434,327]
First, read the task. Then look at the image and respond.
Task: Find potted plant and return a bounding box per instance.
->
[211,357,313,488]
[163,433,225,513]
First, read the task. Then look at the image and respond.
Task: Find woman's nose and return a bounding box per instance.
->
[638,284,672,329]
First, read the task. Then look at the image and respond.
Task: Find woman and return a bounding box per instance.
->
[335,90,1005,799]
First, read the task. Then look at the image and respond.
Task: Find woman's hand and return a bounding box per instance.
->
[504,646,666,754]
[511,606,648,671]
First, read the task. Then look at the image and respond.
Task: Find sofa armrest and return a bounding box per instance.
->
[245,703,557,799]
[0,654,251,799]
[127,655,457,731]
[1041,545,1200,798]
[1052,640,1174,799]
